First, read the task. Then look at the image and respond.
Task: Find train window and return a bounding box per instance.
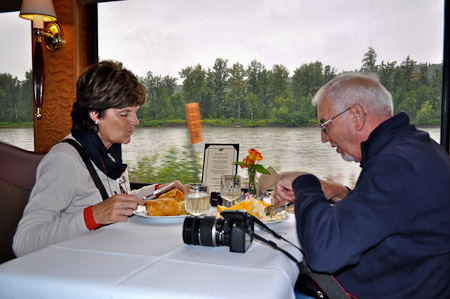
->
[0,1,445,185]
[97,1,444,185]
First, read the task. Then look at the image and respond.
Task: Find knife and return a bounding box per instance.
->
[142,182,175,201]
[264,202,294,216]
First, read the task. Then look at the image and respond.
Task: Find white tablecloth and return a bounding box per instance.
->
[0,212,302,299]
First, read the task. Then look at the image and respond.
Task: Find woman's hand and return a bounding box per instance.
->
[160,180,185,193]
[91,194,144,225]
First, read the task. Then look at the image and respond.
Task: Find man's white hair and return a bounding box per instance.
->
[312,72,393,116]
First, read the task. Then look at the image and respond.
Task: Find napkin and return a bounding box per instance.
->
[136,205,146,213]
[257,166,278,196]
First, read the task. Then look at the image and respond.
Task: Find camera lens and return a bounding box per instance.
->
[182,215,226,247]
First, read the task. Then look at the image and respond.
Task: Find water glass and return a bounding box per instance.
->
[185,183,209,215]
[220,175,241,208]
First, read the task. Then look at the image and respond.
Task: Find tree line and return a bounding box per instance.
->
[0,47,443,126]
[0,71,32,122]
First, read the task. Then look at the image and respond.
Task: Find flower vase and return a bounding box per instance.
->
[247,167,257,196]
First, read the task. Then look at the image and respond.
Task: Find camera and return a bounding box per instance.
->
[182,209,254,253]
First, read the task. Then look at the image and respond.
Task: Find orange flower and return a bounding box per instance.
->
[247,148,263,163]
[235,148,270,174]
[240,148,263,168]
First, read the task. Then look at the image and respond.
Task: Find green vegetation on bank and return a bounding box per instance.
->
[127,145,202,184]
[0,47,443,127]
[0,118,318,128]
[134,118,289,128]
[0,122,33,128]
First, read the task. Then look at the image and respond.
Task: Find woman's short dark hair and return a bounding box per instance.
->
[71,60,146,131]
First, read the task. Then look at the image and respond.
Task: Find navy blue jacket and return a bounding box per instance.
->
[293,113,450,298]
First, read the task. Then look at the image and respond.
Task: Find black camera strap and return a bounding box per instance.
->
[252,231,302,267]
[251,217,351,299]
[60,139,109,201]
[253,217,302,251]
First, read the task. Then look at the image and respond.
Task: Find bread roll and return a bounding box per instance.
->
[146,198,181,216]
[158,188,185,202]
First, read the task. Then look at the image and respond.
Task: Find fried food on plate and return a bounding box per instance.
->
[158,188,185,202]
[218,196,284,222]
[146,198,181,216]
[144,188,188,216]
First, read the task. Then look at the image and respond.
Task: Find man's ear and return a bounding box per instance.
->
[351,104,366,131]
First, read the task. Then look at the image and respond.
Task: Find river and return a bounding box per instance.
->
[0,126,441,187]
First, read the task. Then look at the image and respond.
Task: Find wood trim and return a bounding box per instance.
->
[33,0,91,152]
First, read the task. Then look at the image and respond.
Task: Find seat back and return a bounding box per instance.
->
[0,141,46,264]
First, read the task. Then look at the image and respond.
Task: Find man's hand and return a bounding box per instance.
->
[320,180,350,202]
[274,171,309,203]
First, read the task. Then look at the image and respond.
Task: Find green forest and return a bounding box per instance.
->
[0,47,443,127]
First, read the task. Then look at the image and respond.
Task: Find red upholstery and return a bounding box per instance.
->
[0,141,46,190]
[0,141,46,264]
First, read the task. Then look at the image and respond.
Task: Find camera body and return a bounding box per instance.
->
[220,210,254,252]
[182,209,254,253]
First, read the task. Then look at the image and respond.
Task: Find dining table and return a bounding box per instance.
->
[0,209,302,299]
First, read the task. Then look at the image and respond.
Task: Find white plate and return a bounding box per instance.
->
[133,211,187,223]
[261,212,289,226]
[253,212,290,231]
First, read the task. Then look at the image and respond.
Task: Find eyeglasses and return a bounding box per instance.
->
[318,107,351,134]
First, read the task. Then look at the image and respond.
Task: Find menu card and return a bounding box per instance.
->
[202,144,239,193]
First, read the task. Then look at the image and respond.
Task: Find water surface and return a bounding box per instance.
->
[0,126,441,186]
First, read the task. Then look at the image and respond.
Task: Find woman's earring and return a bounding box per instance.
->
[95,121,98,125]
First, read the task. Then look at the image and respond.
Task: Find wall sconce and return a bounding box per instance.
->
[19,0,64,120]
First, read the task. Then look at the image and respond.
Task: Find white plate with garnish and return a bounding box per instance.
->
[132,205,188,223]
[133,210,188,223]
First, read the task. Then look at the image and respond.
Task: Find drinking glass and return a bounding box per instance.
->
[185,183,209,215]
[220,175,241,208]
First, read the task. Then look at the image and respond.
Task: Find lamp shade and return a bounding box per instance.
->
[19,0,57,24]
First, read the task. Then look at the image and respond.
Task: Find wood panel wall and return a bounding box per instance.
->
[32,0,90,152]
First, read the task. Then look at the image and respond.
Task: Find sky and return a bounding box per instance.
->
[0,0,444,81]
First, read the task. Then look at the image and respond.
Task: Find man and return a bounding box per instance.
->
[276,73,450,298]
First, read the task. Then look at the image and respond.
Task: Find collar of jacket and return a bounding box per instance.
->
[359,112,410,168]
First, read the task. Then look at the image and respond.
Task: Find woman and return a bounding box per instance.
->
[13,60,183,257]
